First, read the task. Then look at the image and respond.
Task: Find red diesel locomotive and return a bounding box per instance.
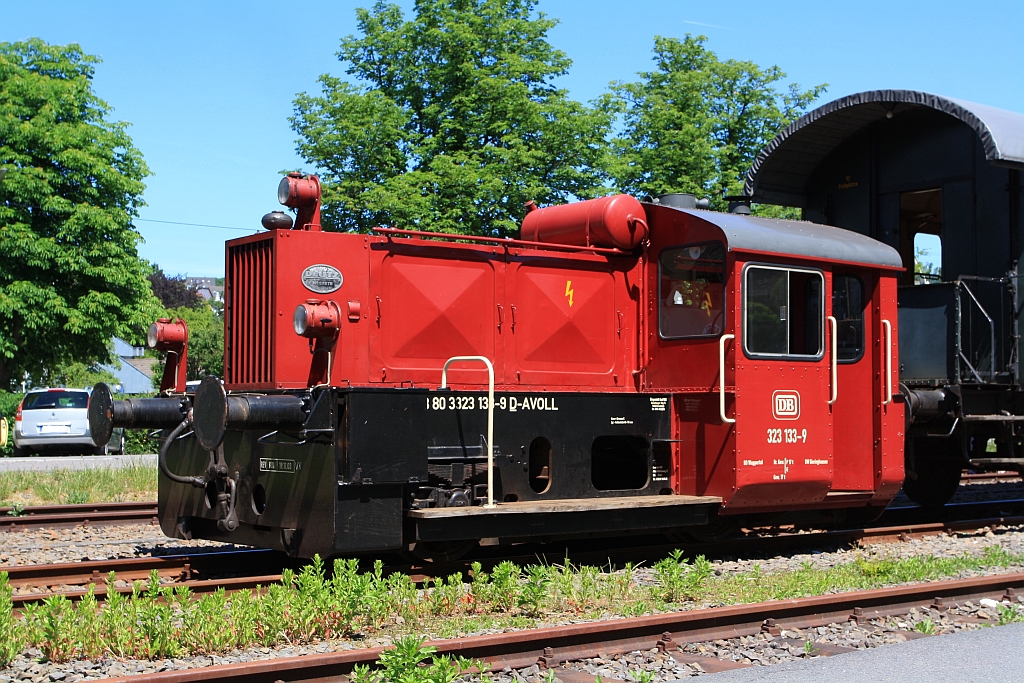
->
[89,174,904,558]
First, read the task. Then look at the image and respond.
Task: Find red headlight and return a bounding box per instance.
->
[294,300,340,338]
[147,318,188,350]
[278,174,321,209]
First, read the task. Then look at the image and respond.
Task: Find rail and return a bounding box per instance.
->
[882,319,892,405]
[441,356,496,508]
[719,334,735,424]
[828,315,838,404]
[372,227,629,256]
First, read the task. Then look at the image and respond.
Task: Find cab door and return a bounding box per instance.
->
[731,263,833,507]
[830,272,875,490]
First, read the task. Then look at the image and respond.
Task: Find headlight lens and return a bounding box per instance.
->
[278,177,291,205]
[147,323,159,348]
[293,305,309,336]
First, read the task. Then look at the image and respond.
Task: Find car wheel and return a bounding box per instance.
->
[115,434,126,455]
[11,444,30,457]
[92,444,108,456]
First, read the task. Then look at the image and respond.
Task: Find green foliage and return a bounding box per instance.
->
[914,618,936,634]
[997,603,1024,625]
[605,35,825,208]
[0,391,23,456]
[291,0,613,236]
[0,463,156,505]
[653,550,713,603]
[4,546,1022,664]
[0,572,21,667]
[151,304,224,386]
[352,635,485,683]
[0,39,162,390]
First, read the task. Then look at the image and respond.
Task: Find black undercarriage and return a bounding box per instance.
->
[159,387,719,558]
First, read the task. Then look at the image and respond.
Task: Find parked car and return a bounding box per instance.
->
[12,388,125,456]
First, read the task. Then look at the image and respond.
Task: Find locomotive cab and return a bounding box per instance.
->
[642,202,904,520]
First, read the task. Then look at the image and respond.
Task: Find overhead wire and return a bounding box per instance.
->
[134,218,260,233]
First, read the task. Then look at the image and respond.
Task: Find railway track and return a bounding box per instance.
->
[6,507,1023,608]
[96,570,1024,683]
[0,471,1017,533]
[0,501,158,531]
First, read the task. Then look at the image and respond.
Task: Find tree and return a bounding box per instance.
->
[291,0,613,236]
[151,304,224,387]
[148,269,203,309]
[0,39,160,390]
[606,35,826,209]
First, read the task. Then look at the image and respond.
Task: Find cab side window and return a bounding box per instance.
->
[832,275,864,361]
[659,242,725,339]
[744,266,823,358]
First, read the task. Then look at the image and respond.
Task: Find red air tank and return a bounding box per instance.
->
[521,194,648,250]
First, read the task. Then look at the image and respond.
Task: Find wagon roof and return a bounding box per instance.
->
[744,89,1024,206]
[672,207,904,269]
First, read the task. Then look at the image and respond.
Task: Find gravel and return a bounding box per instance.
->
[0,523,235,567]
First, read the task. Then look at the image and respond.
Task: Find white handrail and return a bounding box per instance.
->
[828,316,838,405]
[882,320,892,405]
[441,356,496,508]
[719,334,736,424]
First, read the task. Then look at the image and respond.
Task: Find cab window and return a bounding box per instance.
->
[659,242,725,339]
[744,265,823,358]
[832,275,864,362]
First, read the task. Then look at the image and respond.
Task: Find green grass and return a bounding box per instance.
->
[0,464,157,507]
[0,545,1020,666]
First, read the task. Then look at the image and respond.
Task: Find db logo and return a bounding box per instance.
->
[772,390,800,420]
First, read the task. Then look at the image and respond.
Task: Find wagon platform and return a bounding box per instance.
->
[409,494,722,542]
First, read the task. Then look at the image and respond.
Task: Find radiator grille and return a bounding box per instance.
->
[226,238,274,386]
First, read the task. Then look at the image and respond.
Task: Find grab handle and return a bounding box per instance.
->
[882,319,892,405]
[442,356,496,507]
[828,316,838,405]
[719,334,736,424]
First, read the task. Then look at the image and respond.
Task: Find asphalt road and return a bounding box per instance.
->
[708,623,1024,682]
[0,454,156,471]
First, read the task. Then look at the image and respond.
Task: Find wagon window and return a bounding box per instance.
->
[744,266,823,358]
[659,242,725,339]
[832,276,864,362]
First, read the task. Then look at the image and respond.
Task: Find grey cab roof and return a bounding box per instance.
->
[659,205,903,269]
[744,90,1024,206]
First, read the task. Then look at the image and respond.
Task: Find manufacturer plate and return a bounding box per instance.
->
[260,458,302,473]
[301,264,343,294]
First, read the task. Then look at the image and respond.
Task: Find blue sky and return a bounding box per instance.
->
[4,1,1022,276]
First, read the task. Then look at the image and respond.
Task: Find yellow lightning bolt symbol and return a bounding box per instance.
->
[565,280,574,307]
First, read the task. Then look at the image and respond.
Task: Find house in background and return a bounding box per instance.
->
[186,277,223,302]
[101,338,157,394]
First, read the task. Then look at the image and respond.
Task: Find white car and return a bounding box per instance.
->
[12,388,125,456]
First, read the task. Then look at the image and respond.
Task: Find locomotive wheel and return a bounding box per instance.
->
[408,539,479,563]
[904,440,962,507]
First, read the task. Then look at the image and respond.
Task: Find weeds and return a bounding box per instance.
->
[0,544,1020,665]
[653,550,712,603]
[997,604,1024,625]
[0,573,20,667]
[351,635,485,683]
[0,464,156,506]
[914,618,936,634]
